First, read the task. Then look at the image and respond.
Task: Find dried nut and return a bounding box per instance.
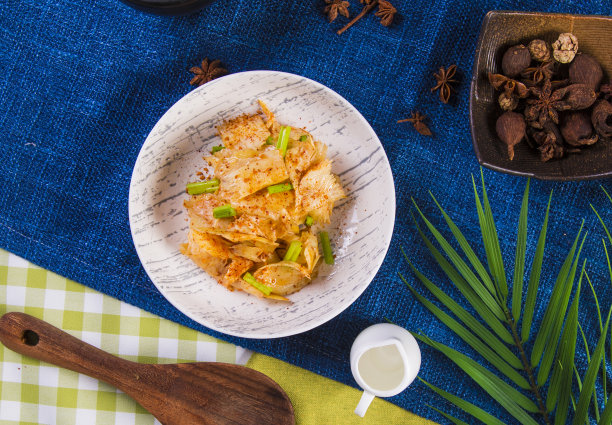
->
[592,100,612,141]
[557,84,597,110]
[552,33,578,63]
[496,111,526,160]
[569,54,604,91]
[498,92,519,111]
[538,121,565,161]
[560,111,598,146]
[528,39,552,62]
[501,45,531,77]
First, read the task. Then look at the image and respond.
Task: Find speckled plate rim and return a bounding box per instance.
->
[128,70,396,339]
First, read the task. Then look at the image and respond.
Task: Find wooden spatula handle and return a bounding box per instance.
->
[0,312,139,390]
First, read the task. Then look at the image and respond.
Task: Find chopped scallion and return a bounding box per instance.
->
[267,183,293,194]
[211,145,225,153]
[276,126,291,156]
[266,136,274,145]
[186,178,220,195]
[284,240,302,262]
[242,272,272,296]
[319,231,334,265]
[304,216,314,226]
[300,135,308,142]
[212,204,237,219]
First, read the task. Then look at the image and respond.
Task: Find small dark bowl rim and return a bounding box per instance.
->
[469,10,612,181]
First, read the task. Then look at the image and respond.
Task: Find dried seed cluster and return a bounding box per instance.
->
[488,33,610,162]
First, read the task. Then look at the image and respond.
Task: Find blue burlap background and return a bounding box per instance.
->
[1,0,612,423]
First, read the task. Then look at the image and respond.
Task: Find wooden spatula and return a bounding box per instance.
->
[0,312,294,425]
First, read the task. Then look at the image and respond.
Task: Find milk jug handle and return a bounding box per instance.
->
[354,390,375,417]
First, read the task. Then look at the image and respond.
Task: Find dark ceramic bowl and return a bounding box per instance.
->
[470,11,612,181]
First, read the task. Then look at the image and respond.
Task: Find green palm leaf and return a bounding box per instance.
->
[472,171,508,299]
[412,200,505,319]
[547,261,583,422]
[572,305,612,425]
[429,191,497,296]
[536,233,587,386]
[598,396,612,425]
[427,405,471,425]
[402,275,527,388]
[419,378,508,425]
[411,217,513,344]
[401,249,520,368]
[414,333,540,421]
[521,191,552,343]
[530,223,584,369]
[512,179,529,322]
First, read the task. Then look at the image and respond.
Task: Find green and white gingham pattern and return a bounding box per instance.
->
[0,249,252,425]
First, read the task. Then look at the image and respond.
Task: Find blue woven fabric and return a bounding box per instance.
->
[1,0,611,422]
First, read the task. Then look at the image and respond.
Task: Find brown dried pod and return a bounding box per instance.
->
[601,81,612,100]
[560,111,599,146]
[528,39,552,62]
[552,33,578,64]
[496,111,526,160]
[502,45,531,77]
[556,84,597,110]
[569,54,604,91]
[592,100,612,141]
[488,73,529,98]
[498,92,518,111]
[538,121,565,161]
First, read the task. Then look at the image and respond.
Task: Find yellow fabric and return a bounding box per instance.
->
[247,353,437,425]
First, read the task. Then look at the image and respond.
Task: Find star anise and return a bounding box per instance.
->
[431,65,458,104]
[189,58,228,87]
[521,61,555,85]
[397,111,432,136]
[524,79,568,128]
[375,0,396,26]
[324,0,350,23]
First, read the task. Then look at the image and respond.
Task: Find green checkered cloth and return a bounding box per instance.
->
[0,249,252,425]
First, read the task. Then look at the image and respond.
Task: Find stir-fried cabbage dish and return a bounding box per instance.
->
[180,101,345,301]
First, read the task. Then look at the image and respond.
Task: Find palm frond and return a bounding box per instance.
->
[402,275,528,388]
[512,179,530,323]
[412,200,505,319]
[474,170,508,299]
[428,191,497,296]
[536,233,587,387]
[414,333,540,422]
[548,261,583,422]
[427,405,471,425]
[403,175,611,425]
[410,215,513,343]
[400,249,520,368]
[572,305,612,425]
[419,378,509,425]
[521,191,552,343]
[530,224,584,369]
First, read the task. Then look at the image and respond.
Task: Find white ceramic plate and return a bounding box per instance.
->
[129,71,395,338]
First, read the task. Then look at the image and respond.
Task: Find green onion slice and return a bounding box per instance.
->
[319,231,334,265]
[276,126,291,156]
[211,145,225,153]
[284,240,302,262]
[304,216,314,226]
[300,135,308,142]
[186,178,220,195]
[266,136,274,145]
[267,183,293,194]
[242,272,272,296]
[212,204,237,219]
